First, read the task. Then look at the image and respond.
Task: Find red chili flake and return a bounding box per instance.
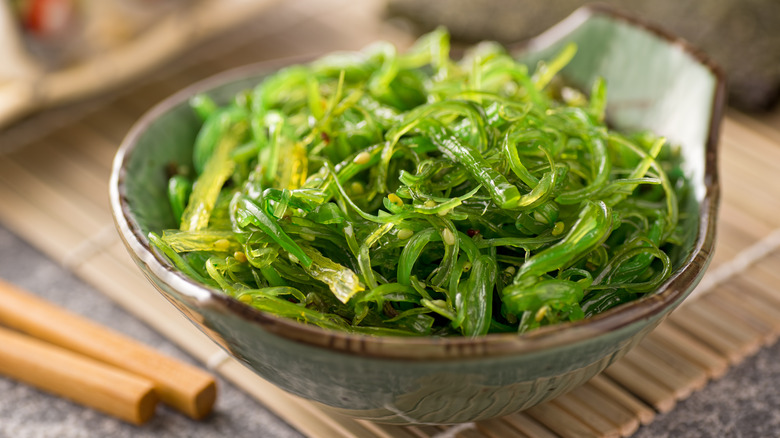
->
[321,132,330,144]
[467,229,480,237]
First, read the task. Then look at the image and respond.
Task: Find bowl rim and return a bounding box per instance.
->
[110,4,725,361]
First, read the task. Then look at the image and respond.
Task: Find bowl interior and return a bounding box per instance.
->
[517,7,720,203]
[121,73,266,236]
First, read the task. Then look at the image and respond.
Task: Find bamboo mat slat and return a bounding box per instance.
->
[502,413,563,438]
[478,418,536,438]
[525,402,603,438]
[567,384,640,437]
[600,360,677,414]
[620,346,696,399]
[1,1,780,437]
[586,375,655,426]
[547,395,621,438]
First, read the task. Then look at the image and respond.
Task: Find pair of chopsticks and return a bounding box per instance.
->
[0,279,217,425]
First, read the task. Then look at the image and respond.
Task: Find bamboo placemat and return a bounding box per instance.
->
[2,1,780,437]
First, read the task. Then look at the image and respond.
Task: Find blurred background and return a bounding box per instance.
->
[386,0,780,112]
[1,0,778,138]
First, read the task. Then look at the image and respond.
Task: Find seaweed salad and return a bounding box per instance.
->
[150,29,687,337]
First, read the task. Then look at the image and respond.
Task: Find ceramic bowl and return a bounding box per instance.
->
[110,5,724,424]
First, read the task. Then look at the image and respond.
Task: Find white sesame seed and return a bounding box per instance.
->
[353,151,371,165]
[397,229,414,240]
[442,228,456,246]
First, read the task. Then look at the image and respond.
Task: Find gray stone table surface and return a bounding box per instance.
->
[3,224,780,437]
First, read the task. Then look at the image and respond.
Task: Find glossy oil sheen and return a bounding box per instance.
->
[111,5,724,424]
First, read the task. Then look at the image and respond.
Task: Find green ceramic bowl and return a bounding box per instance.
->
[110,5,724,424]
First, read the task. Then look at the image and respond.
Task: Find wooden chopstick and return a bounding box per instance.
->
[0,279,217,420]
[0,326,158,425]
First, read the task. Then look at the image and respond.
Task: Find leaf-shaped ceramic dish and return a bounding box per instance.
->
[110,5,724,424]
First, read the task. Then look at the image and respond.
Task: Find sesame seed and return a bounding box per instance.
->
[397,229,414,240]
[535,305,549,322]
[354,151,371,165]
[214,239,231,252]
[441,228,456,246]
[350,181,365,194]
